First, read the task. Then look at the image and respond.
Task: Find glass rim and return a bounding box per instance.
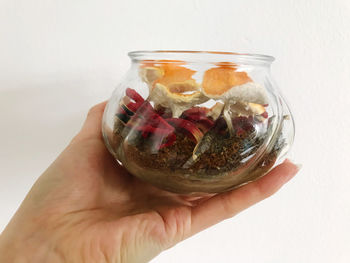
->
[128,50,275,64]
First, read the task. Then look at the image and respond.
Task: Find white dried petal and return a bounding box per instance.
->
[220,82,268,104]
[139,67,164,85]
[230,101,266,117]
[203,81,268,105]
[207,102,224,120]
[150,83,208,117]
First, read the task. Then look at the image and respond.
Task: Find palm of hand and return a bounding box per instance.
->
[45,138,197,263]
[0,102,298,263]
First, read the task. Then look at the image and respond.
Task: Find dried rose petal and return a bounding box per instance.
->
[159,133,177,149]
[261,111,268,119]
[182,107,209,116]
[181,107,215,132]
[135,102,175,132]
[131,125,174,138]
[184,116,214,132]
[166,118,204,143]
[117,88,180,150]
[126,88,144,103]
[116,90,146,124]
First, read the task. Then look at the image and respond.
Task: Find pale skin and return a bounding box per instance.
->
[0,102,299,263]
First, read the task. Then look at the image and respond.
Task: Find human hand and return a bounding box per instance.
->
[0,102,300,263]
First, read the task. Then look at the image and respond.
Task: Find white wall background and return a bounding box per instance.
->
[1,0,350,262]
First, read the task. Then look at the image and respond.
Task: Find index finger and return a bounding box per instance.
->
[189,160,300,236]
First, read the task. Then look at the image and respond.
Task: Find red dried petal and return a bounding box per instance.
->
[181,107,215,132]
[159,133,177,149]
[136,125,176,150]
[135,102,174,131]
[123,89,175,131]
[138,125,173,136]
[126,102,140,112]
[183,114,214,130]
[182,107,209,116]
[166,118,203,142]
[236,127,246,136]
[126,88,144,103]
[261,111,268,118]
[149,132,176,151]
[120,89,180,149]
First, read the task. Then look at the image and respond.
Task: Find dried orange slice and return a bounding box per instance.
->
[202,65,268,135]
[140,60,185,85]
[140,60,197,88]
[202,66,251,97]
[140,61,208,117]
[154,63,196,87]
[202,65,268,105]
[214,61,237,68]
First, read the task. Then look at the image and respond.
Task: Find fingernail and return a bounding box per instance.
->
[281,160,301,184]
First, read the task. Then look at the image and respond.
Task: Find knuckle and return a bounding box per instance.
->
[88,105,99,116]
[219,193,237,218]
[253,180,277,199]
[87,101,107,118]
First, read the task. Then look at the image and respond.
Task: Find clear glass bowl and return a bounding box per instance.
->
[102,51,294,194]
